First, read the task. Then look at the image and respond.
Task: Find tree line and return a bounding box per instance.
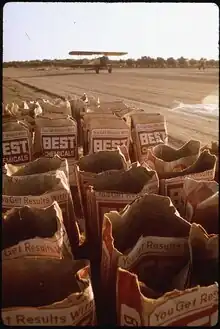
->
[3,56,219,69]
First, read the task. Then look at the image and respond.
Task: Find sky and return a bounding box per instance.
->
[3,2,219,62]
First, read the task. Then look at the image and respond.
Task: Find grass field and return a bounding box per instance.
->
[3,67,219,148]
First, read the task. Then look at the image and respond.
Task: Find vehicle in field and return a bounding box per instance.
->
[198,58,206,70]
[68,51,128,74]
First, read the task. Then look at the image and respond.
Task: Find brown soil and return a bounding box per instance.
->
[3,68,218,148]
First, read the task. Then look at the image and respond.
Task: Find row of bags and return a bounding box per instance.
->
[2,96,219,326]
[2,97,133,192]
[2,139,95,326]
[3,141,218,245]
[2,148,219,325]
[3,201,96,326]
[2,200,218,326]
[2,96,162,164]
[2,96,128,161]
[3,95,218,178]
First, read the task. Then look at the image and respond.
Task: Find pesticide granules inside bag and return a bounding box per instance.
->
[2,202,72,260]
[145,140,201,175]
[5,155,69,180]
[116,268,218,326]
[2,170,80,255]
[2,259,96,325]
[34,114,78,160]
[160,150,217,217]
[87,116,130,155]
[188,223,218,288]
[85,166,159,261]
[3,121,33,166]
[183,177,218,223]
[130,112,168,163]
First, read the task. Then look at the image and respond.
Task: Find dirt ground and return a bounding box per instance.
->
[3,67,219,148]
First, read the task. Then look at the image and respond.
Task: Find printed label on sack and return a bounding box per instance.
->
[136,123,167,155]
[2,286,95,326]
[41,134,77,158]
[90,128,129,153]
[40,127,77,159]
[94,187,158,222]
[2,236,64,260]
[3,136,31,165]
[95,192,137,222]
[91,129,129,137]
[92,138,129,153]
[119,284,218,326]
[148,284,218,326]
[2,189,68,212]
[118,236,188,270]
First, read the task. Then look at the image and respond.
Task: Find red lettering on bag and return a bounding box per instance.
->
[139,131,166,154]
[3,139,29,156]
[93,138,128,153]
[42,135,76,151]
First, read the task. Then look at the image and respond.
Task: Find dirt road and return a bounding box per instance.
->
[3,68,218,147]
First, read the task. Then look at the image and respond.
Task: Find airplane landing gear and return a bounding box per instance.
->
[108,67,112,73]
[95,67,99,74]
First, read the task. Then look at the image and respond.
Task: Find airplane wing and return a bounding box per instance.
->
[102,52,128,56]
[69,51,127,56]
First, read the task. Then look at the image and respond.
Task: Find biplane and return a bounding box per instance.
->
[68,50,128,74]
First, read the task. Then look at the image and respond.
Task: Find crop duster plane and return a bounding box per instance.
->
[68,50,128,74]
